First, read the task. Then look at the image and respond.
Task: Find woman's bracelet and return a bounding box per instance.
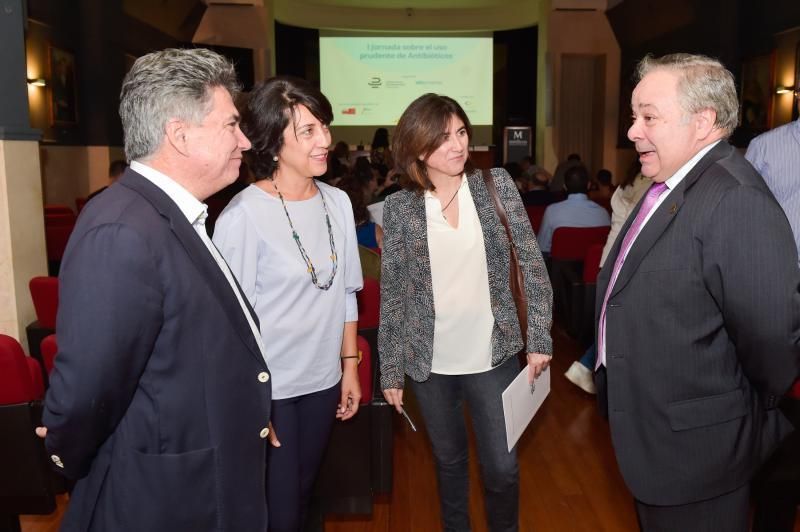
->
[340,355,359,359]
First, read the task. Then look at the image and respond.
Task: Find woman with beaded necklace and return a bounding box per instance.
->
[213,76,363,532]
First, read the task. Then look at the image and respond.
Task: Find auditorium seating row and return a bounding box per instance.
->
[548,226,609,345]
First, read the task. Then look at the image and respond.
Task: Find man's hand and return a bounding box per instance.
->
[35,426,47,439]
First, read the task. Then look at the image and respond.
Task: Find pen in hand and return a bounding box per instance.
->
[399,407,417,432]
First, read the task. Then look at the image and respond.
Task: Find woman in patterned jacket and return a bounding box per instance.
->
[378,93,553,532]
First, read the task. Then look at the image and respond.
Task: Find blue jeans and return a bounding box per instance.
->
[579,343,596,369]
[409,357,520,532]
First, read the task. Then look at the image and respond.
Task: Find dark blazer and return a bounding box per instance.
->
[378,168,553,390]
[596,141,800,506]
[43,169,272,531]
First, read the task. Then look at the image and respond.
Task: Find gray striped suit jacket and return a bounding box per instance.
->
[378,167,553,390]
[596,141,800,506]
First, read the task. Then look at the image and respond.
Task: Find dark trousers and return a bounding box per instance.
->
[751,397,800,532]
[266,381,340,532]
[635,484,750,532]
[410,357,520,532]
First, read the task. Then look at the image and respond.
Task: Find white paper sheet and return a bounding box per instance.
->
[502,366,550,452]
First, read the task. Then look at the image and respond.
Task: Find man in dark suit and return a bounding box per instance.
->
[38,48,272,531]
[596,53,800,531]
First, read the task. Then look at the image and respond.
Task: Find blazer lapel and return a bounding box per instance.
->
[407,191,435,319]
[120,171,266,365]
[608,142,731,298]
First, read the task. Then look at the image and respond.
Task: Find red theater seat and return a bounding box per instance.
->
[550,227,609,341]
[29,277,59,330]
[551,226,610,261]
[40,334,58,375]
[526,205,547,234]
[43,205,74,217]
[357,277,380,330]
[0,335,43,403]
[0,335,58,527]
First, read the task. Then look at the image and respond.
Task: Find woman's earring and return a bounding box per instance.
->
[272,155,279,162]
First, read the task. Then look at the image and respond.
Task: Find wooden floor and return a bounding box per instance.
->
[20,326,800,531]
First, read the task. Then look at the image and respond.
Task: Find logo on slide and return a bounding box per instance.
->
[342,107,356,115]
[368,77,382,88]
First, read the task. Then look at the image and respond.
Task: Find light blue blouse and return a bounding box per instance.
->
[213,181,363,399]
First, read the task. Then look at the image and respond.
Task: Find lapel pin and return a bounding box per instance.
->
[669,203,677,214]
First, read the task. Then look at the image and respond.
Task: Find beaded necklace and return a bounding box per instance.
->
[271,179,338,290]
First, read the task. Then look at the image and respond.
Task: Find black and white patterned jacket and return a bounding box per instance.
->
[378,167,553,390]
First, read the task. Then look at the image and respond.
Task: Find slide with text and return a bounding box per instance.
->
[320,36,493,126]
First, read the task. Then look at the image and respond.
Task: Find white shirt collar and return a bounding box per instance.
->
[664,139,721,191]
[130,160,207,225]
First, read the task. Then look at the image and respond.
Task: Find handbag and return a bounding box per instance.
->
[481,170,528,351]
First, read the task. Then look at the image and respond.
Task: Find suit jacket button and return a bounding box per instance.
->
[258,372,270,383]
[259,427,270,439]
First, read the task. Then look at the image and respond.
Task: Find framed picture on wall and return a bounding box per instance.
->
[739,52,775,134]
[48,45,78,126]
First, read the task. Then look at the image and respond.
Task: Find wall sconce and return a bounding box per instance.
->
[775,85,795,94]
[27,77,46,87]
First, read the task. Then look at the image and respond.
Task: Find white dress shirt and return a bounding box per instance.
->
[130,161,267,361]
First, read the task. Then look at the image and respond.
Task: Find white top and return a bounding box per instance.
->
[213,182,363,399]
[425,175,494,374]
[130,161,267,360]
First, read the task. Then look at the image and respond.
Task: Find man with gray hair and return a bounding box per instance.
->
[39,48,272,530]
[595,53,800,531]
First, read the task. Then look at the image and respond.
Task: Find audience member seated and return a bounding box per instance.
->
[520,168,559,207]
[333,140,350,168]
[588,168,614,205]
[503,161,524,191]
[87,159,127,201]
[549,152,581,192]
[320,150,348,186]
[519,155,551,184]
[537,164,610,255]
[369,164,403,225]
[369,127,393,176]
[339,168,383,249]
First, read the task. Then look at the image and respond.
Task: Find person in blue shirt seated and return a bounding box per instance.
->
[537,163,611,255]
[338,169,384,250]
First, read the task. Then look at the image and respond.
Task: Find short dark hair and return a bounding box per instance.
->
[371,127,389,150]
[109,159,128,177]
[241,76,333,179]
[567,153,581,162]
[564,164,590,194]
[392,93,475,193]
[596,169,612,186]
